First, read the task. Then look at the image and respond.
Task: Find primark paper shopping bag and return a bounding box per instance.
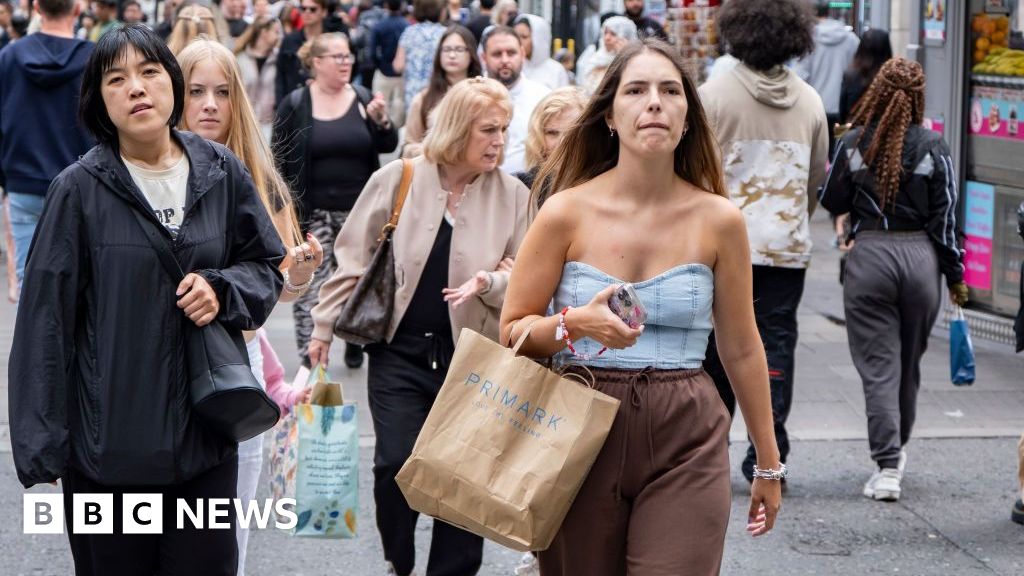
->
[293,366,359,538]
[395,327,620,552]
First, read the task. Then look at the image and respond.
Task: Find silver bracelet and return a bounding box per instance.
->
[752,463,788,481]
[283,269,314,295]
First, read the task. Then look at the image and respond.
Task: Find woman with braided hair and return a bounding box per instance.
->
[821,57,968,502]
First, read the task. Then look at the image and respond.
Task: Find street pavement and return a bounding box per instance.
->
[0,210,1022,575]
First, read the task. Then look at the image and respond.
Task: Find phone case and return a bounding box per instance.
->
[608,283,648,329]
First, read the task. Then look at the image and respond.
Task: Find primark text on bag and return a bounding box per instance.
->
[395,327,620,551]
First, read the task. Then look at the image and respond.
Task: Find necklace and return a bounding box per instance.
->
[447,188,469,213]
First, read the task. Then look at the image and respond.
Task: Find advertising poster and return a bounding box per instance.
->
[924,0,947,42]
[969,86,1024,140]
[964,181,995,290]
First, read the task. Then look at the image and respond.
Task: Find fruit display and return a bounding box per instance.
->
[972,47,1024,76]
[972,13,1011,66]
[664,0,719,81]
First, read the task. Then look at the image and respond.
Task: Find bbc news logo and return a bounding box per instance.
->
[23,495,298,534]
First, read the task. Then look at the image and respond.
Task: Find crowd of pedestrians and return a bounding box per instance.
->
[4,0,1015,574]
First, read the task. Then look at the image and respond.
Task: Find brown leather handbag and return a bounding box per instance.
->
[333,159,414,345]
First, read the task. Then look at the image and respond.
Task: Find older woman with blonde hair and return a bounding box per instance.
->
[515,85,586,202]
[167,1,220,55]
[176,38,321,576]
[308,76,529,576]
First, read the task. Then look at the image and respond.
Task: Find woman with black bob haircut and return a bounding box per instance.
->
[9,24,285,576]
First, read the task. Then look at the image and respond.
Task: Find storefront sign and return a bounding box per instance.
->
[923,1,946,42]
[923,116,945,136]
[969,87,1024,140]
[965,181,995,290]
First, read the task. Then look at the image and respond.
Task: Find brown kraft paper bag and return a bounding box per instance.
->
[395,326,620,551]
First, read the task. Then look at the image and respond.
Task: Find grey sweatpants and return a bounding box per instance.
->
[844,231,941,469]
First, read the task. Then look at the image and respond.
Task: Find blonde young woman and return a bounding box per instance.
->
[513,86,586,201]
[167,1,220,55]
[177,39,322,576]
[308,77,529,576]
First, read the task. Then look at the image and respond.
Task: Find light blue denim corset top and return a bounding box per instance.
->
[552,261,714,369]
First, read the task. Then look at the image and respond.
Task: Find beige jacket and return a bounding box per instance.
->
[311,156,530,343]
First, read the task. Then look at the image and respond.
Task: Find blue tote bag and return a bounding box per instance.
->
[950,306,976,386]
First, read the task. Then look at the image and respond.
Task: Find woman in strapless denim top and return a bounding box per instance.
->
[500,39,784,576]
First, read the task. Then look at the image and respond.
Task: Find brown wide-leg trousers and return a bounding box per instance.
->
[539,367,732,576]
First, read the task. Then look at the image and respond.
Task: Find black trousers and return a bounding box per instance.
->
[704,265,806,480]
[366,331,483,576]
[62,455,239,576]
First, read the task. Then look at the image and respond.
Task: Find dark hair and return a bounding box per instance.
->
[421,25,480,128]
[36,0,75,17]
[412,0,443,23]
[852,28,892,82]
[511,13,530,29]
[481,24,517,52]
[479,0,495,9]
[816,1,830,18]
[79,24,185,147]
[718,0,815,71]
[9,13,26,36]
[534,39,726,207]
[384,0,401,11]
[123,0,141,8]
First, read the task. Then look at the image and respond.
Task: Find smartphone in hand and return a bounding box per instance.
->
[608,283,647,329]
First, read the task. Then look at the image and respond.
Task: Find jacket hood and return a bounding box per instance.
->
[78,131,228,217]
[815,18,855,46]
[520,13,552,65]
[16,34,92,88]
[732,62,801,109]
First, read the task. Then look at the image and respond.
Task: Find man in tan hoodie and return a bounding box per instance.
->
[699,0,828,484]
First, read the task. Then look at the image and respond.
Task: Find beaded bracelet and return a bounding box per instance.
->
[556,306,607,361]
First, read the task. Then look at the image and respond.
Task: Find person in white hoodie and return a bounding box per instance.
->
[795,1,859,123]
[698,0,828,486]
[512,13,569,89]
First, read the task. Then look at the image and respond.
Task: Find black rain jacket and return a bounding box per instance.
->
[820,124,964,287]
[9,131,285,488]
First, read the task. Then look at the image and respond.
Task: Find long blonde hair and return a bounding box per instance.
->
[167,3,220,56]
[524,87,587,171]
[177,39,301,247]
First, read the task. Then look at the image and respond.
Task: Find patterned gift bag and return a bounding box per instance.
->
[292,366,359,538]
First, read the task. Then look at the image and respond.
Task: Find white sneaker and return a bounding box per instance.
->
[513,552,540,576]
[863,468,902,501]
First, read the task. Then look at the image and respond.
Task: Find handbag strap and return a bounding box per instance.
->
[129,207,186,283]
[379,158,414,241]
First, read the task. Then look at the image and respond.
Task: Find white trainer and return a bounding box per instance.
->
[863,468,902,501]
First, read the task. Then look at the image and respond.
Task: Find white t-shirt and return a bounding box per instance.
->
[123,153,189,238]
[502,77,551,175]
